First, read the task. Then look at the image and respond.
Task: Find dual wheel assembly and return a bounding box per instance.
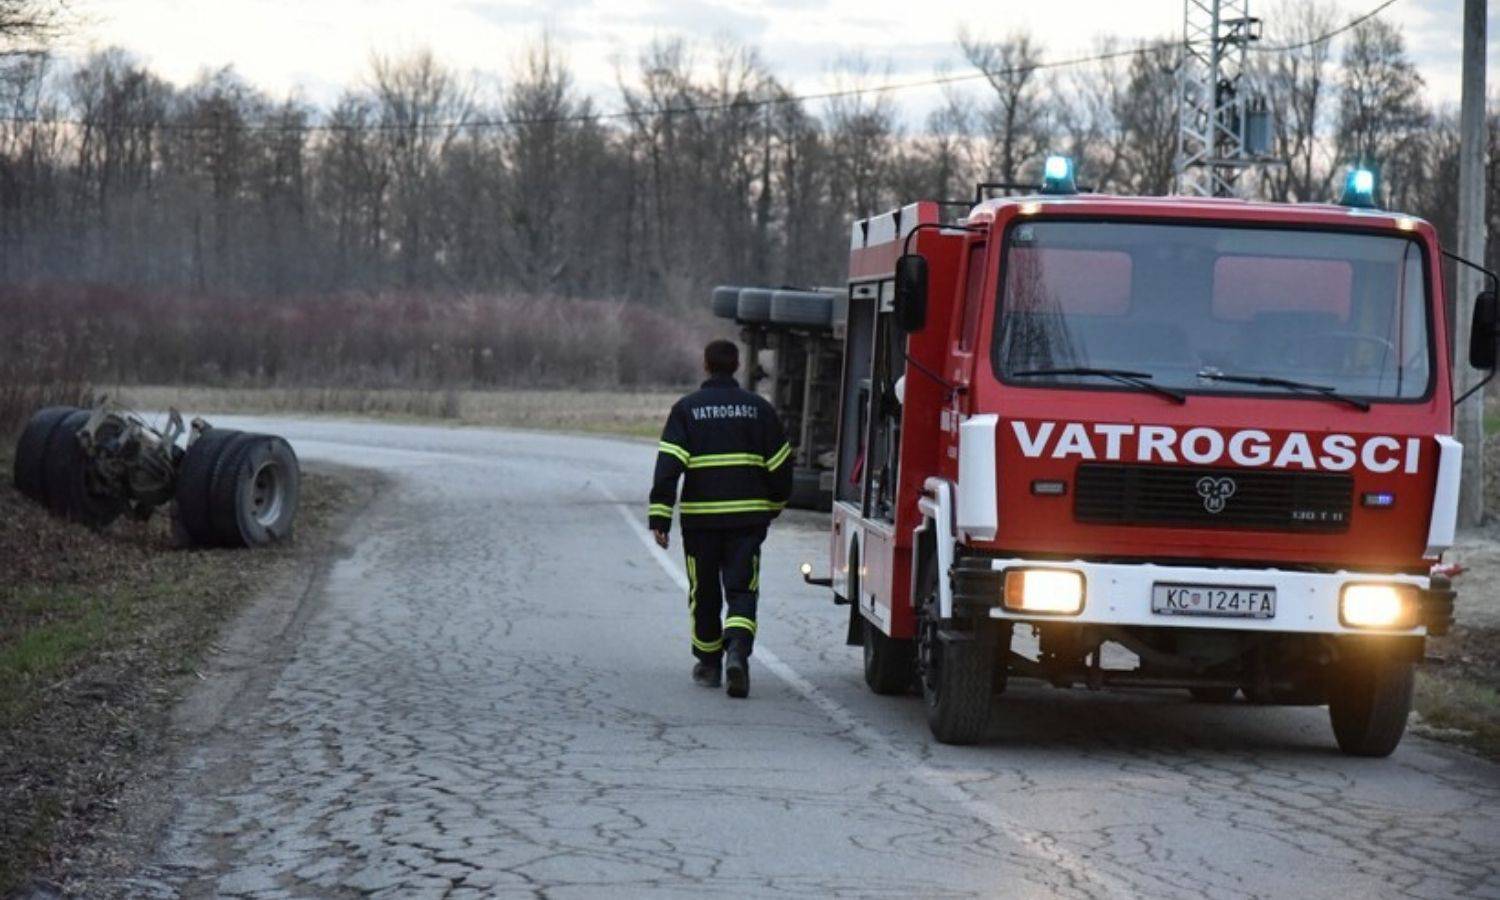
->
[172,428,300,548]
[12,406,299,549]
[14,406,129,528]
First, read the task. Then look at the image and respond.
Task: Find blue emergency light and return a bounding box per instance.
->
[1041,155,1077,195]
[1340,167,1378,208]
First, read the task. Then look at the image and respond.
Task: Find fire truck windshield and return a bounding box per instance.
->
[993,220,1432,402]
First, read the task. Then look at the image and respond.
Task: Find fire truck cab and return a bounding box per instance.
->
[825,161,1496,756]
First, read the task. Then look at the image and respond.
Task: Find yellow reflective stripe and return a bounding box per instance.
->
[648,503,673,518]
[688,555,698,616]
[765,442,792,472]
[749,552,760,591]
[725,616,757,635]
[686,453,765,469]
[658,442,689,464]
[689,557,721,654]
[679,500,785,514]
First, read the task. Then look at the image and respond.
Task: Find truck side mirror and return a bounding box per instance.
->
[894,253,928,333]
[1470,290,1498,370]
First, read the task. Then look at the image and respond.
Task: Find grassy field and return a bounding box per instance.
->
[103,385,681,439]
[0,454,362,894]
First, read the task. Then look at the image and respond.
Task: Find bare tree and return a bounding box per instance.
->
[0,0,63,53]
[959,29,1047,184]
[1335,20,1428,180]
[1256,0,1338,201]
[1055,40,1131,193]
[824,56,898,219]
[1113,42,1178,195]
[370,50,474,287]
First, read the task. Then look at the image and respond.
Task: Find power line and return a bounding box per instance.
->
[1251,0,1403,52]
[1,0,1403,134]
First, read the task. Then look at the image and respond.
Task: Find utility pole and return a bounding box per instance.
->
[1454,0,1488,527]
[1174,0,1273,196]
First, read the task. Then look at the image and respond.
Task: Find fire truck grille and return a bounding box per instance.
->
[1073,464,1354,534]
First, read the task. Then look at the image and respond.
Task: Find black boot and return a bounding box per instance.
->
[692,660,722,688]
[725,643,750,699]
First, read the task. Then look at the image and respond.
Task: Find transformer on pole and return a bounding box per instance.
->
[1174,0,1272,196]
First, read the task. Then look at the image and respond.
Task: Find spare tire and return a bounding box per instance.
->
[174,429,242,547]
[210,434,300,548]
[42,410,125,528]
[14,406,77,503]
[770,290,834,328]
[711,286,743,320]
[737,288,773,323]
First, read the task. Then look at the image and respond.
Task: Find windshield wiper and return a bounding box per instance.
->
[1010,367,1187,405]
[1195,371,1370,411]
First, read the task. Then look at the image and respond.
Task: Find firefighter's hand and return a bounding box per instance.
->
[652,529,670,549]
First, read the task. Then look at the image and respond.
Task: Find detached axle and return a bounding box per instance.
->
[12,402,300,549]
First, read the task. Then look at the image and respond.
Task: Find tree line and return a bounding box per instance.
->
[0,1,1496,311]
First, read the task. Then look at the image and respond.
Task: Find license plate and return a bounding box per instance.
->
[1151,583,1276,619]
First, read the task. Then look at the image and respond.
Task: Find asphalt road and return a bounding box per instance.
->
[112,417,1500,899]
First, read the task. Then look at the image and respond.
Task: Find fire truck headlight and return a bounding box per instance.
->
[1340,583,1419,629]
[1003,569,1085,615]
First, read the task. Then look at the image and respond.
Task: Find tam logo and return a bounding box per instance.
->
[1196,476,1237,513]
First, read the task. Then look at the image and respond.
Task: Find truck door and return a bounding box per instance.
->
[835,279,903,523]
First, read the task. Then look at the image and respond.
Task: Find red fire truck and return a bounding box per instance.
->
[817,159,1496,756]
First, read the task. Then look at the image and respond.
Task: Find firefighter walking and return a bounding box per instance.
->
[649,340,793,698]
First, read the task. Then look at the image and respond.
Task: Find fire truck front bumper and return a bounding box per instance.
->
[951,557,1455,637]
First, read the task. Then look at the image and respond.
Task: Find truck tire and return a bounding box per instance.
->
[863,617,915,695]
[210,434,300,548]
[42,410,125,529]
[13,406,76,503]
[1327,652,1414,757]
[770,290,833,328]
[711,286,743,320]
[736,288,773,323]
[174,429,242,547]
[917,565,993,745]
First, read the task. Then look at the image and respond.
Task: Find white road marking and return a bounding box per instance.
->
[604,487,1122,899]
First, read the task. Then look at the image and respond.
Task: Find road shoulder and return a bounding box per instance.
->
[2,462,382,898]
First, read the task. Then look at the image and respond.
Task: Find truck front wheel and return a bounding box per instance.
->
[916,564,993,744]
[1327,648,1415,758]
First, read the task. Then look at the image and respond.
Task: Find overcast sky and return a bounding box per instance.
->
[63,0,1495,122]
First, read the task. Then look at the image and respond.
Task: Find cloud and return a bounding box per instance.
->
[62,0,1478,121]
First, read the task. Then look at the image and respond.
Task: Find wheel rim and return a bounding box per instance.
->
[249,461,285,527]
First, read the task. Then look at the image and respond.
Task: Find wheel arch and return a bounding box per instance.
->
[916,478,957,619]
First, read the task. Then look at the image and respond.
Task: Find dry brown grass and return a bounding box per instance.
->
[0,285,713,391]
[1414,626,1500,759]
[106,385,680,438]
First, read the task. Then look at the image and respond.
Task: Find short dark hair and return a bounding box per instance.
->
[704,339,739,376]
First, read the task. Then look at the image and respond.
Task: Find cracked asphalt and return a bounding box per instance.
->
[104,417,1500,899]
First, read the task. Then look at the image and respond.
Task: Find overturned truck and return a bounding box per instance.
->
[12,405,300,548]
[710,286,846,510]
